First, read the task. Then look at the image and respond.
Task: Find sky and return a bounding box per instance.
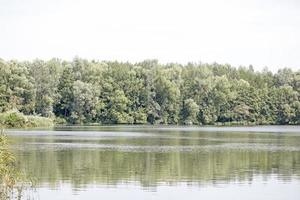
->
[0,0,300,72]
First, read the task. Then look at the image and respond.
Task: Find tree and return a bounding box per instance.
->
[274,86,298,124]
[0,60,35,114]
[181,99,199,125]
[29,59,62,117]
[70,80,99,124]
[55,64,75,119]
[104,90,133,124]
[0,58,299,125]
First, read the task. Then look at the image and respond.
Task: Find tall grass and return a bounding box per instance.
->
[0,129,34,200]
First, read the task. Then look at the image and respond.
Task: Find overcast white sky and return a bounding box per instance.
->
[0,0,299,71]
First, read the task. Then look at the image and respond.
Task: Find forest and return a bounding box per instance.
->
[0,57,299,126]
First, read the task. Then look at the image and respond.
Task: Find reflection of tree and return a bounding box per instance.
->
[12,132,300,189]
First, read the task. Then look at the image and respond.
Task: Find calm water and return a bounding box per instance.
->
[7,126,300,200]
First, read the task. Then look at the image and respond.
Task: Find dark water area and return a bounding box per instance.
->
[7,126,300,200]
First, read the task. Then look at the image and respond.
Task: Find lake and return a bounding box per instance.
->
[7,126,300,200]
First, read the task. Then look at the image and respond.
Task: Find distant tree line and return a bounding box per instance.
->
[0,58,299,125]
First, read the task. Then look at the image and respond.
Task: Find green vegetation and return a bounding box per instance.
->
[0,58,299,125]
[0,130,32,199]
[0,111,53,128]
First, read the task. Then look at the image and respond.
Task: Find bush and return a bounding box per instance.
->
[0,111,27,128]
[0,110,54,128]
[53,117,67,125]
[26,116,54,128]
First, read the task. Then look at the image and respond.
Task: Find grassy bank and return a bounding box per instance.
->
[0,111,54,128]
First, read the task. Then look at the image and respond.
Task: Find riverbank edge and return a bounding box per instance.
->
[1,110,299,129]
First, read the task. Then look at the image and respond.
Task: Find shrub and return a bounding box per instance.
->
[0,110,54,128]
[0,111,27,128]
[53,117,67,125]
[26,116,54,128]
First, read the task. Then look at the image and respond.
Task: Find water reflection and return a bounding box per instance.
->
[8,126,300,191]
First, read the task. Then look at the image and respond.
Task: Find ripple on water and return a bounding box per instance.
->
[13,142,300,153]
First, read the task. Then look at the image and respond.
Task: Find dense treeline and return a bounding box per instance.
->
[0,58,299,125]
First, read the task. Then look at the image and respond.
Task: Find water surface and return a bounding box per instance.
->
[7,126,300,200]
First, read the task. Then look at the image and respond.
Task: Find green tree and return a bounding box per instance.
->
[70,80,99,124]
[181,98,199,125]
[55,64,75,119]
[0,58,299,125]
[104,90,133,124]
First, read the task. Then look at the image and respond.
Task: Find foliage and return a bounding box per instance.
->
[0,58,299,125]
[0,111,27,128]
[0,131,33,199]
[26,116,54,128]
[181,99,199,125]
[0,111,53,128]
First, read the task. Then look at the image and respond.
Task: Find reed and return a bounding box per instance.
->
[0,131,34,200]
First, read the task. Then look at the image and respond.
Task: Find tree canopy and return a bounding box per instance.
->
[0,58,299,125]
